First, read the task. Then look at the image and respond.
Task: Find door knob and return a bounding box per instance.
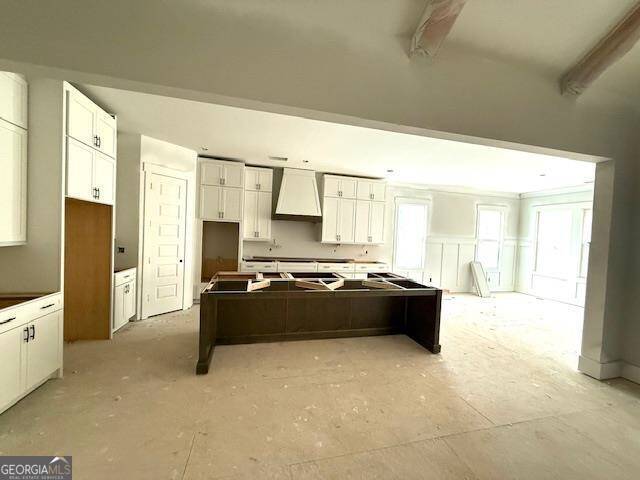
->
[179,259,183,263]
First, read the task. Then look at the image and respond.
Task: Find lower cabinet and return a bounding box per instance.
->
[0,297,62,414]
[113,268,137,332]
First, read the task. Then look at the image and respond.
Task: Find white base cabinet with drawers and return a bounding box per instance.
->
[0,293,63,414]
[113,268,137,332]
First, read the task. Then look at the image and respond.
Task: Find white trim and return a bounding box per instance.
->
[143,161,192,179]
[621,363,640,384]
[390,181,520,199]
[520,184,594,198]
[578,355,622,380]
[392,197,432,273]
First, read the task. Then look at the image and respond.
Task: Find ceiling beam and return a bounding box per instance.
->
[410,0,468,57]
[561,2,640,96]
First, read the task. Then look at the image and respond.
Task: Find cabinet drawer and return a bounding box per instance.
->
[115,268,137,286]
[241,261,277,272]
[0,293,62,336]
[317,263,355,273]
[276,262,318,272]
[0,305,27,335]
[354,263,389,272]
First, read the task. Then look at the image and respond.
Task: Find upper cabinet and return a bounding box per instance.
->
[199,159,244,222]
[67,86,116,158]
[0,72,28,129]
[201,159,244,188]
[243,167,273,241]
[321,174,386,245]
[356,180,386,202]
[65,85,117,205]
[0,72,28,246]
[324,175,357,199]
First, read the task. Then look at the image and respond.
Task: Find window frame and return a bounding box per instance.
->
[392,197,431,277]
[475,204,507,273]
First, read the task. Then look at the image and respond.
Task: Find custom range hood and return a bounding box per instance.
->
[274,168,322,222]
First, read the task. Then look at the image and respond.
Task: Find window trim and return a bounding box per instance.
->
[392,197,431,274]
[475,204,507,273]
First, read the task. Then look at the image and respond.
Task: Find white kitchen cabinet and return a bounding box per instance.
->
[323,175,357,199]
[0,325,23,408]
[0,293,63,414]
[25,310,61,391]
[355,200,385,244]
[200,185,243,222]
[276,261,319,272]
[66,137,115,205]
[322,196,356,243]
[113,268,136,332]
[201,159,244,188]
[0,72,28,129]
[0,119,27,245]
[241,261,277,272]
[245,167,273,192]
[356,180,386,202]
[244,190,272,241]
[67,87,117,158]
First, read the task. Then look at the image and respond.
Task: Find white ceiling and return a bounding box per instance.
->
[83,84,595,194]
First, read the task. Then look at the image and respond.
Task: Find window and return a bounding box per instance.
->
[579,209,592,278]
[476,206,505,271]
[393,201,429,272]
[534,208,573,278]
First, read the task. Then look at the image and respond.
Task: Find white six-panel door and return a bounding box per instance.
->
[142,172,187,318]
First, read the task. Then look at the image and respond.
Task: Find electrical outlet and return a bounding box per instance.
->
[117,246,125,253]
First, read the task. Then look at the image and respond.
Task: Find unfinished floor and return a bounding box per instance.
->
[1,293,639,479]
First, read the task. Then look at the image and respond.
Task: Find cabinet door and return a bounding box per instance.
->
[125,281,136,321]
[113,284,126,331]
[95,111,117,158]
[93,153,115,205]
[0,120,27,244]
[0,72,28,129]
[338,199,356,243]
[199,185,222,220]
[200,162,223,186]
[340,178,358,199]
[244,168,259,191]
[67,137,95,201]
[354,200,370,244]
[369,201,385,243]
[258,169,273,192]
[323,176,340,197]
[0,326,24,408]
[370,182,386,202]
[243,190,258,239]
[26,310,61,391]
[322,196,339,242]
[256,191,272,240]
[222,187,242,222]
[67,89,97,147]
[223,163,244,188]
[356,181,372,200]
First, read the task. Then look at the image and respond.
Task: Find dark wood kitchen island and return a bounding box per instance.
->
[197,273,442,374]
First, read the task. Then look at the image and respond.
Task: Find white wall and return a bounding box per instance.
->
[114,133,141,271]
[517,187,594,304]
[0,78,65,293]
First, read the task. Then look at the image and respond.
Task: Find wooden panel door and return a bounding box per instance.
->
[0,326,24,408]
[338,198,356,243]
[92,152,115,205]
[142,172,187,318]
[0,72,28,129]
[0,120,27,244]
[354,200,370,244]
[26,311,60,391]
[199,185,222,220]
[369,201,385,243]
[95,110,117,158]
[321,196,339,242]
[67,89,96,148]
[66,137,95,202]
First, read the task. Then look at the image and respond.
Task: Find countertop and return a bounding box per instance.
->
[244,257,386,264]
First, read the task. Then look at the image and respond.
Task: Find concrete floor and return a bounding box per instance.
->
[1,293,640,479]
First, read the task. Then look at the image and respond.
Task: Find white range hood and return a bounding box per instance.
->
[275,168,322,221]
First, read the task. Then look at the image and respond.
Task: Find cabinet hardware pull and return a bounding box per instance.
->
[94,135,99,147]
[370,193,374,200]
[30,325,35,341]
[220,177,225,185]
[338,190,342,197]
[96,187,100,199]
[23,327,29,342]
[0,316,16,325]
[256,183,260,190]
[98,136,101,148]
[40,303,55,310]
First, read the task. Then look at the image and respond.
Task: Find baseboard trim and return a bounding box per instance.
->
[578,355,622,380]
[579,355,640,385]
